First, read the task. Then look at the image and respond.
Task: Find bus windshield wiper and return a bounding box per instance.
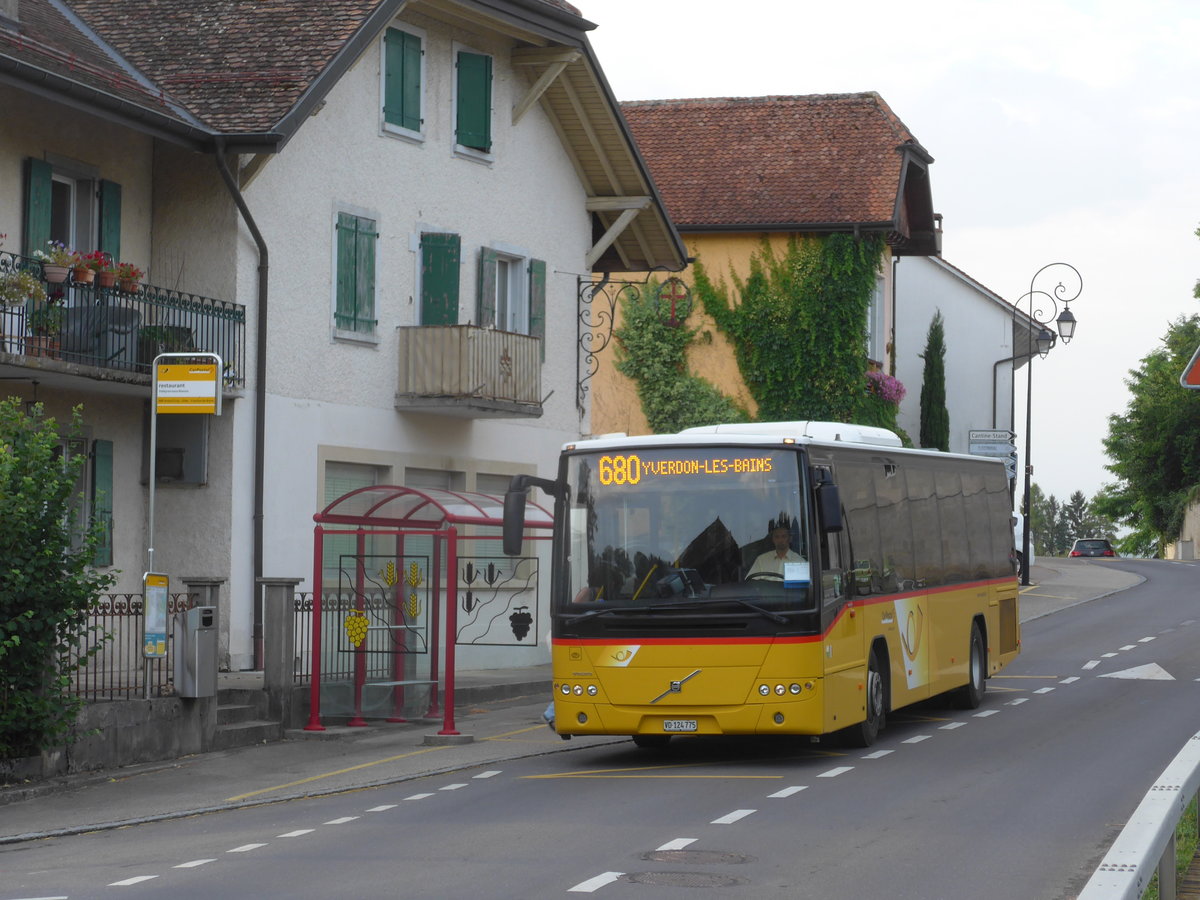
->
[678,597,790,624]
[561,604,660,625]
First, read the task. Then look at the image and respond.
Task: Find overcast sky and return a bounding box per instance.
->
[586,0,1200,504]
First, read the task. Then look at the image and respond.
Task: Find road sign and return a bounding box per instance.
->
[968,429,1014,442]
[969,441,1017,457]
[1182,344,1200,389]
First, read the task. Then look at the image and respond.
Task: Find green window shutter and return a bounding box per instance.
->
[528,258,546,360]
[420,232,460,325]
[477,247,498,327]
[384,28,422,132]
[23,158,52,257]
[335,213,377,333]
[456,51,492,152]
[99,179,121,262]
[91,439,113,567]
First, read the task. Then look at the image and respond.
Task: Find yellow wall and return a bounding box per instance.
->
[589,232,894,437]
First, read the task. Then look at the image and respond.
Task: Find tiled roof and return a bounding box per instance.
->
[621,93,928,230]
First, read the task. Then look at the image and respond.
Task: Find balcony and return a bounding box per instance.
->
[395,325,542,418]
[0,251,245,388]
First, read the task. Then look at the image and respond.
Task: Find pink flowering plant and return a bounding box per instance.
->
[865,370,906,405]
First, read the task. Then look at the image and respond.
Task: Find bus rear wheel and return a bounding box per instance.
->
[953,623,986,709]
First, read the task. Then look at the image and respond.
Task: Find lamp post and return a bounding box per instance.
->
[1017,263,1082,585]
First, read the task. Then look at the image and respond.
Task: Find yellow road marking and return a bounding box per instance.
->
[224,746,445,802]
[526,773,782,780]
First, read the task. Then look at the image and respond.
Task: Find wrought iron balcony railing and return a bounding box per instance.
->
[0,250,246,387]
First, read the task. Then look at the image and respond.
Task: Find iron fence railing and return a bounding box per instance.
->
[0,250,245,387]
[293,591,429,686]
[69,592,198,700]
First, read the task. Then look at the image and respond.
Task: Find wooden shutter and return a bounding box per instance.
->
[384,29,422,132]
[23,158,52,257]
[99,179,121,263]
[91,439,113,567]
[335,212,357,329]
[455,51,492,152]
[477,247,498,327]
[528,258,546,360]
[335,213,376,333]
[420,232,460,325]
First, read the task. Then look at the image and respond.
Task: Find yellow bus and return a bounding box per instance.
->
[504,421,1020,748]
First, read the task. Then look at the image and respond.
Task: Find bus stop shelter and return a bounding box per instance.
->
[306,485,553,735]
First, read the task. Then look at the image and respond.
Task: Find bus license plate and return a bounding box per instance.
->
[662,719,697,733]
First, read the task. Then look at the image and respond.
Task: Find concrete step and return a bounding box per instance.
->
[213,719,284,751]
[217,703,262,726]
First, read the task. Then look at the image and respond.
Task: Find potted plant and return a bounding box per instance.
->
[72,250,104,285]
[26,297,64,358]
[0,269,47,308]
[115,262,144,293]
[88,252,117,288]
[32,241,75,284]
[138,324,194,365]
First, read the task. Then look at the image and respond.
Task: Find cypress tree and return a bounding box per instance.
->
[919,310,950,451]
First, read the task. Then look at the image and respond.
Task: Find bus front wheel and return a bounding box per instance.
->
[953,623,986,709]
[846,649,886,748]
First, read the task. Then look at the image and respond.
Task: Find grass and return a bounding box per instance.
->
[1143,797,1198,899]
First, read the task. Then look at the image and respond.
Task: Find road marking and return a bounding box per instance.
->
[862,749,894,758]
[440,783,468,791]
[657,838,697,850]
[224,745,445,802]
[1082,660,1101,670]
[474,770,502,778]
[712,809,756,824]
[277,829,313,837]
[974,709,999,717]
[1103,653,1118,658]
[1034,687,1055,694]
[1009,698,1029,705]
[1060,677,1081,684]
[366,805,396,812]
[769,786,808,798]
[902,735,931,744]
[109,876,157,886]
[175,859,216,868]
[1101,663,1175,681]
[818,766,855,777]
[406,792,435,800]
[228,843,267,852]
[1139,636,1157,643]
[940,722,966,730]
[324,816,359,825]
[1119,645,1136,651]
[569,872,624,893]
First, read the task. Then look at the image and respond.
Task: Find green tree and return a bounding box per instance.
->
[0,399,115,758]
[1098,314,1200,556]
[919,310,949,451]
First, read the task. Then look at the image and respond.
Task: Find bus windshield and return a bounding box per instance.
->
[564,447,811,614]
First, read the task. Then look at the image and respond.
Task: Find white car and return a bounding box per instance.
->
[1012,512,1036,578]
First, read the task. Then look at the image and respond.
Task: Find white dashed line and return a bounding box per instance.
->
[712,809,756,824]
[1139,637,1156,643]
[1060,677,1080,684]
[940,722,966,730]
[228,843,267,853]
[1034,687,1055,694]
[769,786,808,798]
[174,859,216,868]
[474,770,502,779]
[1009,698,1029,705]
[818,766,854,777]
[324,816,359,825]
[862,749,894,758]
[1082,660,1101,670]
[902,735,931,744]
[569,872,624,893]
[440,783,469,791]
[366,805,396,813]
[974,709,999,717]
[1119,645,1136,651]
[277,829,314,837]
[405,792,435,800]
[657,838,698,851]
[109,876,158,886]
[1103,653,1118,658]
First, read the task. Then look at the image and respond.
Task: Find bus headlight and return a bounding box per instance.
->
[789,683,802,695]
[759,684,770,696]
[573,685,584,696]
[587,685,598,696]
[560,684,571,695]
[774,684,786,696]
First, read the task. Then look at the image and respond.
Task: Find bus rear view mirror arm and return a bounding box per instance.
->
[502,474,562,556]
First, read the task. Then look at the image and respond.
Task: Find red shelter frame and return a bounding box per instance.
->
[306,485,553,734]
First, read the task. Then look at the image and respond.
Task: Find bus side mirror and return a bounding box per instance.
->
[816,481,843,533]
[503,489,527,556]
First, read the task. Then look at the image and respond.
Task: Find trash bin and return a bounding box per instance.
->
[174,605,217,698]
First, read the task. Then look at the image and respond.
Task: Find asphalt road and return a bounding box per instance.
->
[3,558,1198,899]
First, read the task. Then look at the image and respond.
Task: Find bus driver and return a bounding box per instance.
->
[747,519,805,577]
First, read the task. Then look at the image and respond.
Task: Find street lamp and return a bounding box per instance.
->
[1017,263,1082,585]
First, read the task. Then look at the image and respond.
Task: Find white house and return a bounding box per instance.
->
[0,0,684,674]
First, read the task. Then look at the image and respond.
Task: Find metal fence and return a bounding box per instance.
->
[69,592,198,700]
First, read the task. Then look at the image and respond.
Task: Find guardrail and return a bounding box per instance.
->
[1079,730,1200,899]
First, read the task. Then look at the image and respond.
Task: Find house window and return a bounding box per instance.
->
[24,157,118,260]
[334,211,377,336]
[867,277,885,366]
[383,26,423,138]
[322,462,387,587]
[455,48,492,154]
[420,232,460,325]
[477,247,546,357]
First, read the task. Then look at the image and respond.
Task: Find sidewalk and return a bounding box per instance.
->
[0,559,1143,845]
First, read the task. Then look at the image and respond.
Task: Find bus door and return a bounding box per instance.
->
[813,464,864,733]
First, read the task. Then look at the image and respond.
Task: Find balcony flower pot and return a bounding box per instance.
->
[117,278,141,294]
[96,270,117,288]
[41,264,69,284]
[72,265,94,284]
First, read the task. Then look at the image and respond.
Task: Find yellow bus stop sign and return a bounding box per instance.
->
[155,362,220,414]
